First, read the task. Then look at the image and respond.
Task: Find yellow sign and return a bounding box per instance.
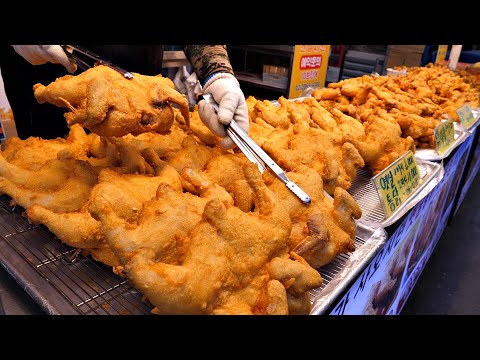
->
[455,104,476,129]
[288,45,330,99]
[434,120,455,155]
[372,151,422,218]
[435,45,448,65]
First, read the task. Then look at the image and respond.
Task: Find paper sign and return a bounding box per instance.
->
[434,120,455,155]
[288,45,330,99]
[435,45,448,65]
[372,151,422,218]
[455,104,476,129]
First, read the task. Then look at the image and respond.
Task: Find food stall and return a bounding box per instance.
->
[0,45,479,315]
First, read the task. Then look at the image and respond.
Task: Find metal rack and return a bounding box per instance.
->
[0,196,152,315]
[0,193,389,315]
[310,224,387,314]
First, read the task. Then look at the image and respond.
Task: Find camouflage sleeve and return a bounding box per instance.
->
[183,45,234,85]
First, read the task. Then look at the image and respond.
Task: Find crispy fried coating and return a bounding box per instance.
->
[112,164,320,314]
[33,65,190,137]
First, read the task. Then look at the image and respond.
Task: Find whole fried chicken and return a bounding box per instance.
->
[33,65,190,137]
[99,164,321,314]
[89,163,234,266]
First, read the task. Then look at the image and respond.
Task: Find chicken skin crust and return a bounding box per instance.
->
[33,65,190,137]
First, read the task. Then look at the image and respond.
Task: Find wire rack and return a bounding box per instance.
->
[0,195,153,315]
[309,236,365,302]
[0,194,380,315]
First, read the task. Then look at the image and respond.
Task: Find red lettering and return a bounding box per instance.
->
[300,55,322,70]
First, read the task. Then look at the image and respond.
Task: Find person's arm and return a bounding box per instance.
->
[183,45,233,85]
[183,45,249,150]
[12,45,77,73]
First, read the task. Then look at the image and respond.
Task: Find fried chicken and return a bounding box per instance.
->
[33,65,190,137]
[2,124,91,169]
[263,165,361,268]
[0,158,97,213]
[355,115,415,175]
[89,164,233,267]
[107,164,321,314]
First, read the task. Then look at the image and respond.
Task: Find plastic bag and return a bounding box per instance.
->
[173,66,201,110]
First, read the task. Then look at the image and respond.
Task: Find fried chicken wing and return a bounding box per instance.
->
[33,65,190,137]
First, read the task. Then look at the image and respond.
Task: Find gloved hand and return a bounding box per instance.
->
[12,45,77,73]
[198,72,249,149]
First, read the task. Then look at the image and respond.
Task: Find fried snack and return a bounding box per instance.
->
[263,165,361,268]
[248,96,364,194]
[33,65,190,137]
[354,115,415,175]
[2,124,91,169]
[24,146,182,267]
[94,164,321,314]
[0,158,97,213]
[26,205,104,249]
[89,165,233,266]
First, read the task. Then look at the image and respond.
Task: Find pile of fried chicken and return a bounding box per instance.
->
[1,63,476,315]
[312,63,479,154]
[0,66,362,315]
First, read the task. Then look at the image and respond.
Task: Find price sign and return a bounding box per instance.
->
[372,151,422,218]
[434,120,455,155]
[455,104,476,129]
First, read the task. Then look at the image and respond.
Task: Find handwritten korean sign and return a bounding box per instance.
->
[434,120,455,155]
[372,151,421,218]
[455,104,476,129]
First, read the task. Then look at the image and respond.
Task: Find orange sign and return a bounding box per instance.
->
[288,45,330,99]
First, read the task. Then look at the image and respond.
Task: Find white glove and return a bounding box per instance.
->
[198,72,249,149]
[12,45,77,73]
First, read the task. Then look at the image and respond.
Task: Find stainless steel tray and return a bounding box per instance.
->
[0,193,386,316]
[0,195,153,315]
[309,223,387,314]
[348,159,444,228]
[415,129,468,161]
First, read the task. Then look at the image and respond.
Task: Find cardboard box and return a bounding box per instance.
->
[263,64,289,87]
[389,45,426,53]
[385,48,425,69]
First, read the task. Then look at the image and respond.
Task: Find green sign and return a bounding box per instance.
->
[434,120,455,155]
[372,151,422,217]
[456,104,476,129]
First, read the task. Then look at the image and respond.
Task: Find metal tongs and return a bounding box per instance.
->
[60,45,133,79]
[199,93,311,205]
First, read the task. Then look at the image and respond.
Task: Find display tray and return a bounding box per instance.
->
[348,159,444,228]
[309,223,387,314]
[415,128,468,161]
[0,194,388,315]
